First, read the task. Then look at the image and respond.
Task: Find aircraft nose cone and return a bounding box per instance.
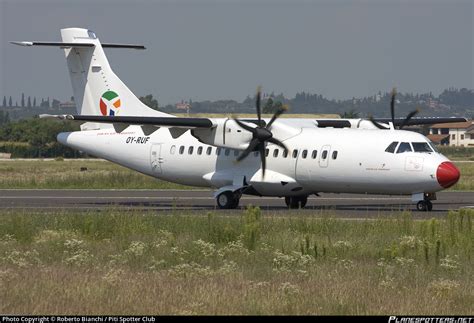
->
[436,162,460,188]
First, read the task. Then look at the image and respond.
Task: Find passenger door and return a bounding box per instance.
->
[150,143,163,174]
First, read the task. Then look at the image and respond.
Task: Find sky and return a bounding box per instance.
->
[0,0,472,105]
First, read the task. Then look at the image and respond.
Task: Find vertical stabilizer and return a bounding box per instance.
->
[60,28,170,120]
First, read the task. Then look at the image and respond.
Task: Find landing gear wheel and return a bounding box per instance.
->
[217,191,240,209]
[416,200,432,212]
[285,196,308,209]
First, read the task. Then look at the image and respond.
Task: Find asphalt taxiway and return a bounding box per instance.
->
[0,189,472,218]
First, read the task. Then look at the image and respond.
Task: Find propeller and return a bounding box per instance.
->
[370,87,420,130]
[233,86,288,177]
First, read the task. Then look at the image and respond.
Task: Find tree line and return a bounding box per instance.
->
[0,117,81,158]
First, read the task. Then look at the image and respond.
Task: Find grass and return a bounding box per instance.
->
[0,159,191,190]
[0,159,472,191]
[0,207,473,315]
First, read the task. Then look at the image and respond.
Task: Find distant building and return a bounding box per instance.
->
[59,101,76,109]
[428,121,474,146]
[426,98,439,109]
[176,102,191,113]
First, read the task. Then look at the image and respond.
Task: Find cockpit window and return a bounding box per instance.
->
[385,141,399,153]
[412,142,433,153]
[428,141,439,153]
[396,142,412,153]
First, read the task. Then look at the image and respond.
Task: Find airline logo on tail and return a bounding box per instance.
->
[100,91,121,116]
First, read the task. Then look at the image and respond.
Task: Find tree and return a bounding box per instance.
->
[21,93,25,107]
[263,98,274,114]
[8,96,12,107]
[139,94,159,110]
[340,109,360,118]
[27,96,32,108]
[33,97,36,107]
[52,99,60,109]
[2,96,6,107]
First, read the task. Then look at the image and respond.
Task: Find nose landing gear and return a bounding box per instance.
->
[416,200,433,212]
[413,192,436,212]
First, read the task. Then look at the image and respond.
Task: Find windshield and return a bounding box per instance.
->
[412,142,433,153]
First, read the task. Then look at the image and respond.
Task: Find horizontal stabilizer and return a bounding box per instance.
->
[40,114,214,129]
[10,41,145,49]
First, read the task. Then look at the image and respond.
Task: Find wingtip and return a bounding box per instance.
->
[10,41,33,46]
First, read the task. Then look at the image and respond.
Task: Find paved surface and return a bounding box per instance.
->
[0,190,472,218]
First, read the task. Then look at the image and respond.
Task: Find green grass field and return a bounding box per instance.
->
[0,159,472,191]
[0,207,472,314]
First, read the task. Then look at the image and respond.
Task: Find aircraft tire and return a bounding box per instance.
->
[416,200,430,212]
[285,196,307,209]
[217,191,240,209]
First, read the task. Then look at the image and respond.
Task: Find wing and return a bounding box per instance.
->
[40,114,214,129]
[372,117,468,127]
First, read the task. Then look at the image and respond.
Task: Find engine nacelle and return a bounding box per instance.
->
[191,118,254,150]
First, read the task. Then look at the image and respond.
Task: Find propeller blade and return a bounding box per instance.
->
[259,143,266,177]
[236,139,260,162]
[233,118,256,134]
[267,137,288,151]
[398,109,420,130]
[390,87,397,126]
[266,105,287,129]
[369,116,388,130]
[256,86,262,123]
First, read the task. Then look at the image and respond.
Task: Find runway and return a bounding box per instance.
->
[0,189,472,218]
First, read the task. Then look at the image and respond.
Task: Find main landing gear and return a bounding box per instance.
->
[216,191,241,209]
[285,196,308,209]
[413,193,435,212]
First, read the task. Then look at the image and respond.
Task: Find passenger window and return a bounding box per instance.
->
[170,145,176,155]
[197,146,203,155]
[322,150,328,159]
[302,150,308,159]
[332,151,338,160]
[311,150,317,159]
[412,142,433,153]
[206,147,212,155]
[225,149,230,156]
[216,148,221,155]
[385,141,399,153]
[273,149,279,158]
[396,142,412,153]
[283,149,288,158]
[292,150,298,158]
[188,146,194,155]
[265,149,269,157]
[179,146,185,155]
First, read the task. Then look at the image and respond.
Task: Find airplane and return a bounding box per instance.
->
[11,28,465,211]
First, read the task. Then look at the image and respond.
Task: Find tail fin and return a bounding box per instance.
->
[59,28,170,119]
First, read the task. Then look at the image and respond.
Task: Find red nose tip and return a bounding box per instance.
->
[437,162,460,188]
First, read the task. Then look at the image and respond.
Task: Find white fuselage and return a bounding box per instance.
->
[58,121,450,197]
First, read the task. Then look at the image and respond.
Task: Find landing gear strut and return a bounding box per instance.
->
[216,191,240,209]
[285,196,308,209]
